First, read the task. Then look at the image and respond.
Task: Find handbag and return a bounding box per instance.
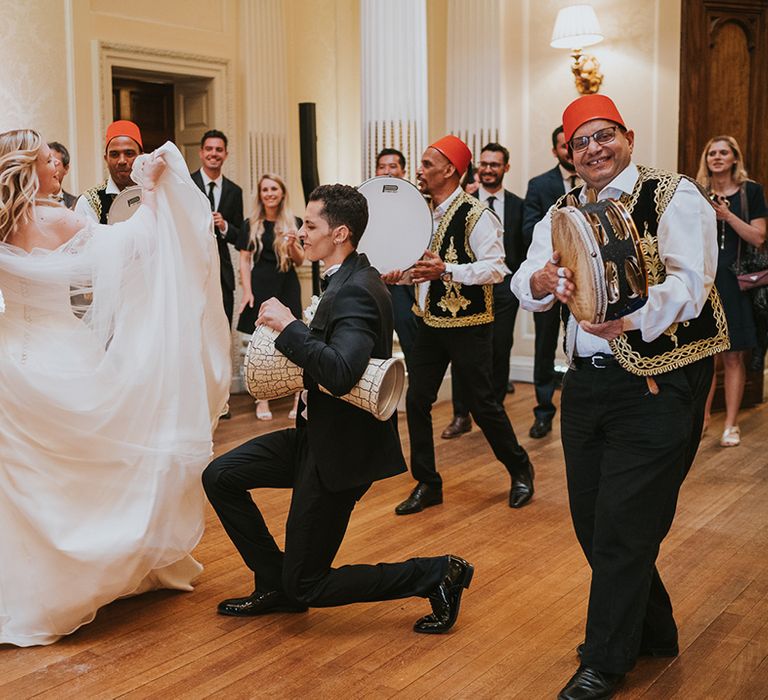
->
[730,183,768,290]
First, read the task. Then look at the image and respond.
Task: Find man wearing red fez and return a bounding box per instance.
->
[384,135,535,516]
[75,120,144,224]
[512,95,727,699]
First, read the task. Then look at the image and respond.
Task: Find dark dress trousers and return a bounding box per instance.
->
[522,166,567,423]
[451,189,525,412]
[191,170,243,326]
[203,252,447,605]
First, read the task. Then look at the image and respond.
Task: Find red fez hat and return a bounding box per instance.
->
[562,95,625,143]
[105,120,143,151]
[429,135,472,176]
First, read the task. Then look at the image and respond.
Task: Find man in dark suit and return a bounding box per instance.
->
[202,184,473,633]
[522,125,580,439]
[441,142,526,440]
[191,129,243,326]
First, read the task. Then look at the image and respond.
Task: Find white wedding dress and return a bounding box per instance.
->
[0,143,231,646]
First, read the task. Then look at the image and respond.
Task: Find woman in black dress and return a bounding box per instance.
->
[236,173,304,420]
[697,136,767,446]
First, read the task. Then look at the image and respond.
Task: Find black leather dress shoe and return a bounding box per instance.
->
[557,666,624,699]
[217,591,308,617]
[576,641,679,659]
[441,415,472,439]
[507,380,516,394]
[413,555,474,634]
[509,461,534,508]
[529,417,552,438]
[395,483,443,515]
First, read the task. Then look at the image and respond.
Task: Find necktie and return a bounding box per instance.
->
[207,181,216,211]
[320,275,330,292]
[487,195,497,212]
[569,175,578,190]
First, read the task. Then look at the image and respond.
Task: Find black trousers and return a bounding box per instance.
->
[452,291,519,415]
[406,320,530,487]
[532,303,562,422]
[560,356,713,674]
[202,428,446,606]
[221,278,234,327]
[388,284,418,371]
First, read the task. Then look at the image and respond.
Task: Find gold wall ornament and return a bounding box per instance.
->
[570,50,604,95]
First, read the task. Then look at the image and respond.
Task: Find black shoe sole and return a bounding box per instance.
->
[217,605,308,617]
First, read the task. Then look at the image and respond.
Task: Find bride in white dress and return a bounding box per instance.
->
[0,130,231,646]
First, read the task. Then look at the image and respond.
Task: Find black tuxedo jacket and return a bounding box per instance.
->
[275,252,407,492]
[475,188,524,301]
[522,165,567,248]
[191,169,243,292]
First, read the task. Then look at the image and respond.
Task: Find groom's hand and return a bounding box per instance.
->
[257,297,295,333]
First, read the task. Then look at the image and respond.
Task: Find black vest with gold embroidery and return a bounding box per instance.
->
[422,192,494,328]
[82,181,116,224]
[558,165,730,376]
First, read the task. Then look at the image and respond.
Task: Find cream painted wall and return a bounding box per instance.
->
[284,0,361,205]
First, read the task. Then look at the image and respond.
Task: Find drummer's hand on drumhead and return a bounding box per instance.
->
[531,251,574,302]
[579,318,625,340]
[257,297,296,333]
[381,269,404,285]
[411,250,445,283]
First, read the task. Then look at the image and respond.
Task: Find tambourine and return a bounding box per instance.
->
[356,176,432,274]
[244,325,405,421]
[107,186,143,224]
[551,198,648,323]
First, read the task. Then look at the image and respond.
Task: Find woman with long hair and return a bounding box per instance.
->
[0,129,230,645]
[236,173,304,420]
[697,135,767,446]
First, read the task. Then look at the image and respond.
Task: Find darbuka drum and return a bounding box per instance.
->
[551,198,648,323]
[244,325,406,421]
[107,186,143,224]
[357,176,432,274]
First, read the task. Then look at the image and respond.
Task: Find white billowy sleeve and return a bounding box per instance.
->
[511,205,557,312]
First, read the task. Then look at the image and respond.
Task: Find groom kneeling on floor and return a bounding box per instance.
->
[202,183,473,633]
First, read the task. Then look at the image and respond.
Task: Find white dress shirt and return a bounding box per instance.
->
[74,177,121,222]
[413,186,509,310]
[511,162,717,358]
[200,170,229,235]
[478,186,505,229]
[559,164,582,194]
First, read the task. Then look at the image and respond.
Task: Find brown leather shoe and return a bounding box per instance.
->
[441,415,472,439]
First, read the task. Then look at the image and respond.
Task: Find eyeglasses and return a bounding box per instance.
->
[478,161,504,170]
[569,126,619,152]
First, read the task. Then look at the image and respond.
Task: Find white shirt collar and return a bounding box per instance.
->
[201,170,223,188]
[105,177,121,195]
[433,186,463,220]
[478,186,503,204]
[578,161,638,201]
[323,263,342,278]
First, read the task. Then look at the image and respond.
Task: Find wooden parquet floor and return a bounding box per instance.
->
[2,385,768,699]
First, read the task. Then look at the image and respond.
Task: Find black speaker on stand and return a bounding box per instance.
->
[299,102,321,296]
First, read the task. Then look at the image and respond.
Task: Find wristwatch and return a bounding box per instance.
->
[440,268,453,283]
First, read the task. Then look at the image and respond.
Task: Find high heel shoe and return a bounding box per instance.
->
[256,401,272,421]
[720,425,740,447]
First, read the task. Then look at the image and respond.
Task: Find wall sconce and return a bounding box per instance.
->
[550,4,604,95]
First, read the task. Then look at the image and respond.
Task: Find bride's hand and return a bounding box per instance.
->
[142,154,166,191]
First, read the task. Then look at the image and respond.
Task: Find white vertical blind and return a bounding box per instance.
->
[241,0,289,196]
[446,0,501,163]
[360,0,428,182]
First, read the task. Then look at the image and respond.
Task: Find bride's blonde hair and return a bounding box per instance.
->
[0,129,43,242]
[249,173,298,273]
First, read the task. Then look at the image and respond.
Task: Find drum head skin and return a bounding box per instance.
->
[107,186,143,224]
[552,206,606,323]
[357,176,432,274]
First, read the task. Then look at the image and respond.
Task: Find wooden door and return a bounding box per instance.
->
[175,78,215,172]
[112,77,175,153]
[679,0,768,408]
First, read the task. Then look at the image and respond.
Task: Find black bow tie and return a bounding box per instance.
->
[320,275,330,292]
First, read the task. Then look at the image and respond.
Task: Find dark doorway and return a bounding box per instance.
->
[112,76,175,153]
[679,0,768,410]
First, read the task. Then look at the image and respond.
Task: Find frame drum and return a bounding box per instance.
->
[107,186,143,224]
[551,199,648,323]
[357,176,432,274]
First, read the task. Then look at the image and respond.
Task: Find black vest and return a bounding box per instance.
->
[422,192,494,328]
[558,165,730,376]
[82,181,116,224]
